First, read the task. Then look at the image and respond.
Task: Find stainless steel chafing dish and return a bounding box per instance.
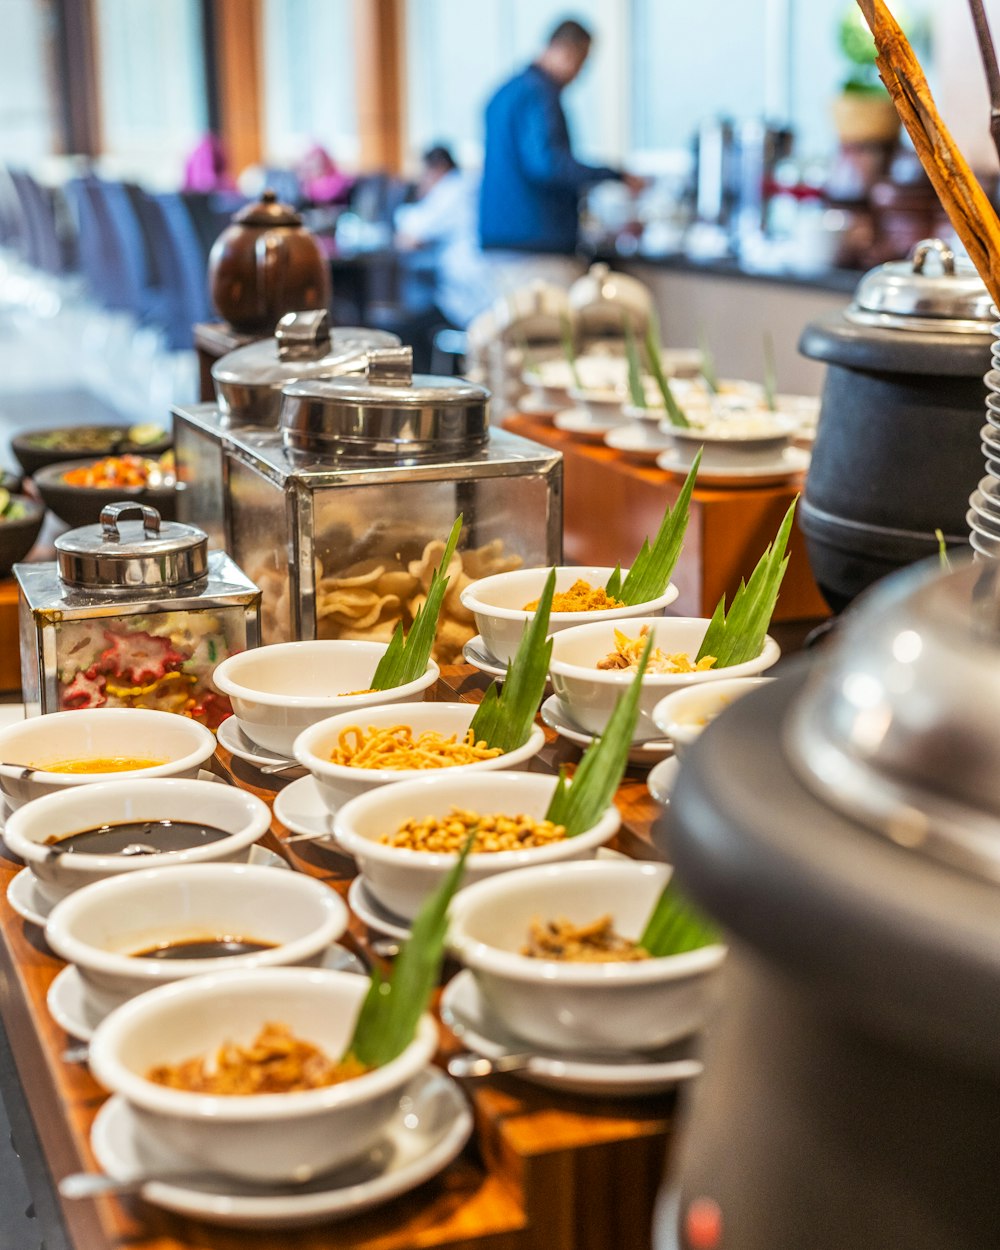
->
[173,346,562,659]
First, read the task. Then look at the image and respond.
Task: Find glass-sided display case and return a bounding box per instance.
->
[173,351,563,660]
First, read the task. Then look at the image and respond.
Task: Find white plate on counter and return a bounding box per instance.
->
[540,695,673,766]
[348,875,411,942]
[656,445,810,486]
[6,866,56,927]
[47,942,368,1042]
[554,409,627,440]
[273,775,339,845]
[89,1068,472,1229]
[216,717,305,776]
[441,970,702,1097]
[461,635,509,680]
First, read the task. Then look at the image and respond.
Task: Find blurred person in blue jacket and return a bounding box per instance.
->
[479,18,644,291]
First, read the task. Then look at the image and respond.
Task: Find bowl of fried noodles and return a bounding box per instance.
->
[293,701,546,816]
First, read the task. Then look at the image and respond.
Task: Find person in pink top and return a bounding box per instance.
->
[182,134,236,195]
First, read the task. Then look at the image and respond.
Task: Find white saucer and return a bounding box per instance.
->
[441,971,702,1097]
[217,717,305,776]
[348,875,411,942]
[46,965,105,1040]
[90,1068,472,1229]
[656,444,811,486]
[540,695,673,766]
[6,866,56,926]
[461,635,509,680]
[647,756,681,806]
[554,408,627,440]
[47,944,369,1043]
[273,775,338,844]
[604,424,674,462]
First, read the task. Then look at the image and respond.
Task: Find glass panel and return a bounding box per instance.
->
[262,0,359,167]
[227,459,292,645]
[51,607,246,727]
[95,0,207,179]
[0,0,55,161]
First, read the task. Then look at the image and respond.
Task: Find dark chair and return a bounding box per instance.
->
[64,175,125,308]
[88,179,171,326]
[8,170,74,275]
[144,193,214,349]
[181,191,240,264]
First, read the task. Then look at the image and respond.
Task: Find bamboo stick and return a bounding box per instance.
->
[857,0,1000,307]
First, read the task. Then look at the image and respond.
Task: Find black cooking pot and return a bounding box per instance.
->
[799,238,991,611]
[662,560,1000,1250]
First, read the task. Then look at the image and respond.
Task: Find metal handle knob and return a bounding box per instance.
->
[99,502,162,542]
[911,237,956,276]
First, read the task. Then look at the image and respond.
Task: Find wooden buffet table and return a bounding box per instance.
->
[0,668,683,1250]
[503,412,828,623]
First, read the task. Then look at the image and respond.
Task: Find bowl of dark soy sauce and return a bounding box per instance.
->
[3,778,272,901]
[43,862,349,1012]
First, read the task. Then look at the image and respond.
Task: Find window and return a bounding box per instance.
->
[95,0,207,181]
[262,0,358,167]
[0,0,55,161]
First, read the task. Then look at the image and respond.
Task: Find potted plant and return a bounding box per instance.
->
[831,5,902,145]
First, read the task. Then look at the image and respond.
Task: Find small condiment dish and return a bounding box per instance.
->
[294,702,546,816]
[567,386,628,425]
[332,771,620,921]
[448,859,726,1054]
[213,640,440,756]
[0,708,216,809]
[2,778,271,902]
[653,676,775,759]
[44,863,349,1014]
[547,616,780,741]
[459,566,679,664]
[87,967,439,1183]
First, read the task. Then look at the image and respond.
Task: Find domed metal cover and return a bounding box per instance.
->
[845,238,995,334]
[784,556,1000,882]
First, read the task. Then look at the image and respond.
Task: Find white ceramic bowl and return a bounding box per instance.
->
[661,412,795,469]
[332,771,620,921]
[213,641,440,756]
[2,778,270,902]
[0,708,216,809]
[653,676,775,759]
[44,863,349,1013]
[448,859,726,1053]
[459,566,679,665]
[567,386,628,424]
[294,701,546,816]
[547,616,781,740]
[87,967,438,1183]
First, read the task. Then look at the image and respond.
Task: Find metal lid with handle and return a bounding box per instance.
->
[212,310,401,427]
[280,345,491,457]
[55,502,210,589]
[845,238,995,333]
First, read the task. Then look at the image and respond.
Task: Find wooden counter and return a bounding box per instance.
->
[504,412,828,623]
[0,670,683,1250]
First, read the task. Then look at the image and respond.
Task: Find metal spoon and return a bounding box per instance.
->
[60,1168,318,1199]
[258,760,306,777]
[447,1049,704,1079]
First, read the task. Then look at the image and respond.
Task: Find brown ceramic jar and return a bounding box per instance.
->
[208,190,331,334]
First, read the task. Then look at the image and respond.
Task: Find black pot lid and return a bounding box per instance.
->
[56,502,208,588]
[845,238,994,334]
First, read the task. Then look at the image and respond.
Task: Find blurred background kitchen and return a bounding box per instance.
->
[0,0,994,442]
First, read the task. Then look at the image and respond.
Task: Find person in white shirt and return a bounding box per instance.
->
[394,146,494,329]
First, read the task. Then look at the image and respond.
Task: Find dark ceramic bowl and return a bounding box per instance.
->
[0,496,46,576]
[31,459,178,530]
[11,425,172,477]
